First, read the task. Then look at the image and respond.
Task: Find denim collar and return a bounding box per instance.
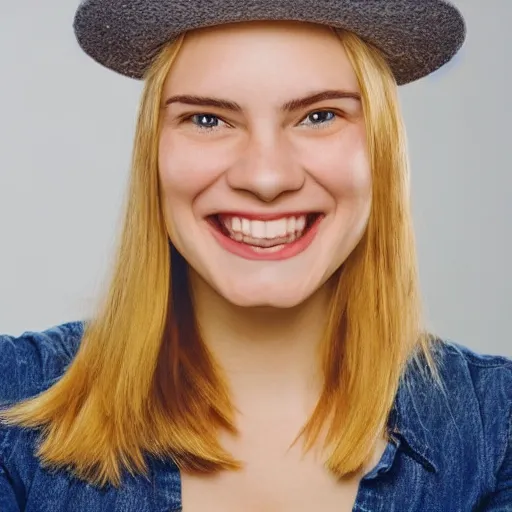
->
[387,359,442,474]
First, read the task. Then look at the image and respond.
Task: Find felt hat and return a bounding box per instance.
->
[73,0,466,85]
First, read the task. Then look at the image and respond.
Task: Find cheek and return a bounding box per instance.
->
[158,133,229,198]
[158,135,198,239]
[301,126,371,200]
[336,144,372,200]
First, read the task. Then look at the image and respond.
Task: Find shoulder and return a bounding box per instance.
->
[436,339,512,418]
[438,339,511,455]
[0,321,85,405]
[410,338,512,418]
[398,338,511,487]
[440,337,512,370]
[431,338,511,436]
[434,340,512,494]
[0,322,86,504]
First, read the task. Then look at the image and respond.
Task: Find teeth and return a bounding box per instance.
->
[221,214,314,245]
[251,220,265,238]
[241,218,251,236]
[251,244,286,253]
[266,218,288,238]
[232,217,242,232]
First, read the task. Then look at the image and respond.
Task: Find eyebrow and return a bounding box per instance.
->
[163,89,361,113]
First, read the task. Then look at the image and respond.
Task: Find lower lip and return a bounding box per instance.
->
[207,215,324,261]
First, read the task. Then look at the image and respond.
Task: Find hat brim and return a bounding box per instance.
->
[73,0,466,85]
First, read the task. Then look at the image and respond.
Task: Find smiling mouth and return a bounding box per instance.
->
[207,213,322,249]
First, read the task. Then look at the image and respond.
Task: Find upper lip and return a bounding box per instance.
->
[209,211,322,221]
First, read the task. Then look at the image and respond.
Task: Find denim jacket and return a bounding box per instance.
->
[0,321,510,511]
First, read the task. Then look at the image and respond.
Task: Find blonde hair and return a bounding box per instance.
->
[0,28,441,488]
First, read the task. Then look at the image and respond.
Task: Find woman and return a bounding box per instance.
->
[0,1,510,511]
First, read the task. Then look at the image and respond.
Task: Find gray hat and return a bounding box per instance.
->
[73,0,466,85]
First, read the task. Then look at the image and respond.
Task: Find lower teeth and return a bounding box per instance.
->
[250,244,286,253]
[228,232,302,247]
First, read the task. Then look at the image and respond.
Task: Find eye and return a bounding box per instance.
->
[299,110,338,129]
[181,109,339,133]
[185,114,227,132]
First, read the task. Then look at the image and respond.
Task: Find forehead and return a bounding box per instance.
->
[162,21,360,100]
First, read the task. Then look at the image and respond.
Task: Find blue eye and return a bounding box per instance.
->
[189,114,225,130]
[302,111,337,128]
[184,110,339,133]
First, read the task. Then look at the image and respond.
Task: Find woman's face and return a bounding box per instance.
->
[158,21,372,308]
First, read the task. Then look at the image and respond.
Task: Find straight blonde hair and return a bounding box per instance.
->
[0,28,441,488]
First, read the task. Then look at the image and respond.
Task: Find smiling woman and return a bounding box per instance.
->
[157,25,373,309]
[0,2,511,512]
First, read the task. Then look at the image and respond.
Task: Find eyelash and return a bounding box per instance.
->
[180,110,341,134]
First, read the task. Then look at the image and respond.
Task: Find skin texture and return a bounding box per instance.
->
[158,20,381,511]
[159,21,371,310]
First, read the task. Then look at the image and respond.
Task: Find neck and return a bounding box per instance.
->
[189,270,333,417]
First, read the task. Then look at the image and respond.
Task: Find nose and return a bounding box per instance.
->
[225,130,305,202]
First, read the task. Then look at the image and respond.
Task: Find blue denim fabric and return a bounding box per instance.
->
[0,322,510,511]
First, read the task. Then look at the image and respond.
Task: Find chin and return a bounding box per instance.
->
[214,279,319,309]
[228,294,308,309]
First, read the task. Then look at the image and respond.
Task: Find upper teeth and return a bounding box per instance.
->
[222,215,307,240]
